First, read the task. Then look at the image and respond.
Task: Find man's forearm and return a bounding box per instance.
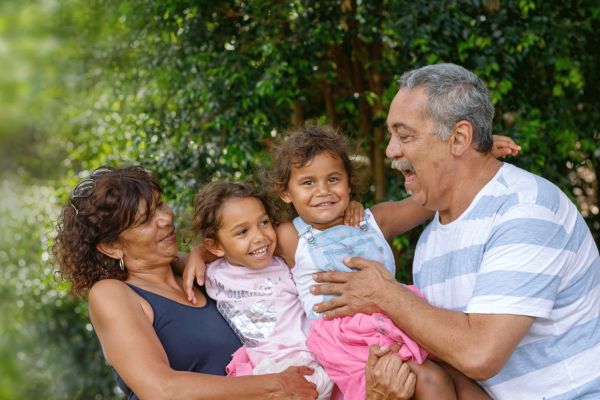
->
[376,281,518,380]
[378,283,471,361]
[312,259,533,380]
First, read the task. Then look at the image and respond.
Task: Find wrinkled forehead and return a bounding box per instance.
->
[386,87,429,128]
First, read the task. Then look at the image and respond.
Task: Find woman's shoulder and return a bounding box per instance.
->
[89,279,152,326]
[90,278,129,295]
[89,279,136,309]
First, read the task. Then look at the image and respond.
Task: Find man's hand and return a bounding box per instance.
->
[311,256,399,319]
[366,345,416,400]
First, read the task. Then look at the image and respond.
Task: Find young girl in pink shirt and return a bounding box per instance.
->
[191,181,334,399]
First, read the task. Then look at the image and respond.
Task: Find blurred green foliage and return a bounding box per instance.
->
[0,0,598,398]
[0,181,117,399]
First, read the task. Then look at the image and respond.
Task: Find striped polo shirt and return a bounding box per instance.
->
[413,162,600,399]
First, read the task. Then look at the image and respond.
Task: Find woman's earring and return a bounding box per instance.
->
[119,258,125,271]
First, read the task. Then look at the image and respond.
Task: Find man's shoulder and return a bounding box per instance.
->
[492,163,538,197]
[488,163,568,213]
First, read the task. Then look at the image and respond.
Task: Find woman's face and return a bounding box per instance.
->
[118,197,179,270]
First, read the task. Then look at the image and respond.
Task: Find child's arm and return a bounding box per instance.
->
[275,222,300,268]
[491,134,521,158]
[371,199,434,239]
[182,247,218,304]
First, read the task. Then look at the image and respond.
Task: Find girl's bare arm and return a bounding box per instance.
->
[275,221,299,268]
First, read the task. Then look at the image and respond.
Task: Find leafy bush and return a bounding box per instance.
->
[0,0,597,398]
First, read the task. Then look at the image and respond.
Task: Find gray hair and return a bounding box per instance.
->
[399,63,494,153]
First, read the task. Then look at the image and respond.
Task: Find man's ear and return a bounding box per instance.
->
[204,238,225,257]
[450,120,473,156]
[96,241,123,260]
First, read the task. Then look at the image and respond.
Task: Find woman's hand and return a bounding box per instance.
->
[273,366,318,399]
[182,247,206,304]
[344,200,365,227]
[491,134,521,158]
[366,345,416,400]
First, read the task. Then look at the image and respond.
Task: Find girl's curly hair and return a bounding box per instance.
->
[191,181,276,245]
[52,166,161,296]
[266,124,361,218]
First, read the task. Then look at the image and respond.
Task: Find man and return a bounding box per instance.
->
[311,63,600,399]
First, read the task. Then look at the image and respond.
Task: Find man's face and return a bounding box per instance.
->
[385,87,451,210]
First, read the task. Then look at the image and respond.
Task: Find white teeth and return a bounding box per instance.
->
[250,246,268,256]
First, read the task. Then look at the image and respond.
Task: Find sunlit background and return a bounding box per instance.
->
[1,1,598,398]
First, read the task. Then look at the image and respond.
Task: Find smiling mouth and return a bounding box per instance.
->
[161,230,175,241]
[312,201,336,208]
[391,159,417,182]
[403,171,416,185]
[249,246,270,258]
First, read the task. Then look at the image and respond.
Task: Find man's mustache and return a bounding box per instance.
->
[391,159,415,173]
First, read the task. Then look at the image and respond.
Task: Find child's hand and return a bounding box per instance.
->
[183,247,206,304]
[344,200,365,227]
[491,134,521,158]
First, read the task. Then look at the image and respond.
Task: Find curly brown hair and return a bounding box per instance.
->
[191,181,276,244]
[52,166,161,296]
[267,124,359,215]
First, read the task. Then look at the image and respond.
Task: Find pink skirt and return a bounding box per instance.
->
[307,285,428,400]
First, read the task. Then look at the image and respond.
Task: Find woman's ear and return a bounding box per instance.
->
[96,241,123,260]
[204,238,225,257]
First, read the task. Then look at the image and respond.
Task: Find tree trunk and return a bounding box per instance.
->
[291,100,305,127]
[372,126,386,200]
[322,79,340,129]
[365,36,386,201]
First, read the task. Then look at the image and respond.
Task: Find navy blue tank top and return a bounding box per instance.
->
[114,284,241,399]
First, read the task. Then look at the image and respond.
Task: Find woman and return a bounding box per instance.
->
[52,166,415,400]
